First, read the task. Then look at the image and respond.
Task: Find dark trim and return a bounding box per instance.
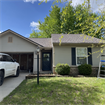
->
[88,48,92,65]
[72,48,76,65]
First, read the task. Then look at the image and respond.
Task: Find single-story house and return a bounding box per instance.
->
[0,29,105,76]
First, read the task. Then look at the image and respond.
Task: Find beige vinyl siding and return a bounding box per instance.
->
[54,45,71,66]
[0,33,37,73]
[0,33,37,52]
[92,47,101,67]
[53,44,101,67]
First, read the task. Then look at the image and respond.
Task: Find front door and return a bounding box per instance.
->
[42,52,51,71]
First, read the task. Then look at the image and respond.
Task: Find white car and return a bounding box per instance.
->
[0,53,20,86]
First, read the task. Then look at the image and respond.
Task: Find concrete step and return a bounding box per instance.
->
[39,71,52,74]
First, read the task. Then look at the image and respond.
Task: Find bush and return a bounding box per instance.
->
[78,64,92,75]
[55,63,70,75]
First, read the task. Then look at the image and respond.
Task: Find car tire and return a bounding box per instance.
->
[0,71,4,86]
[15,67,20,77]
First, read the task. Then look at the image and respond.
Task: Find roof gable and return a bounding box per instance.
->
[0,29,43,47]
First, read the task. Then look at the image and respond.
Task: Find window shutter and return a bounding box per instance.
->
[88,48,92,65]
[72,48,76,65]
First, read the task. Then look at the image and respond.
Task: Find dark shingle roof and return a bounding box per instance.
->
[29,38,52,48]
[52,34,105,44]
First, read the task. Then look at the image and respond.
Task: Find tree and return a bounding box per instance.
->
[30,30,39,38]
[39,5,61,38]
[61,4,75,34]
[73,4,98,36]
[30,0,104,40]
[30,30,47,38]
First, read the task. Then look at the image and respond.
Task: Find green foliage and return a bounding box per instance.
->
[61,4,75,34]
[30,30,48,38]
[39,5,61,38]
[30,3,102,39]
[55,63,70,75]
[30,30,39,38]
[78,64,92,75]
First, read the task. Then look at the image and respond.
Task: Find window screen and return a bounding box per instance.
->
[76,47,87,65]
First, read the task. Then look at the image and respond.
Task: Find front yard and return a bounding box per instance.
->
[0,77,105,105]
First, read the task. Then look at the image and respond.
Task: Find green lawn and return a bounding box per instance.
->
[1,77,105,105]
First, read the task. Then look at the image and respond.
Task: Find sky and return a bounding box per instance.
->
[0,0,105,37]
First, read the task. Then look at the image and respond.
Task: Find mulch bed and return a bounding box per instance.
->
[25,74,85,79]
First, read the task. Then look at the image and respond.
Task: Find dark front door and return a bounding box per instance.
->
[42,52,51,71]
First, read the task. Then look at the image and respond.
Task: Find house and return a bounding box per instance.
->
[0,29,105,76]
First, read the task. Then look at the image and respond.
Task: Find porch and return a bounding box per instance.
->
[37,48,53,74]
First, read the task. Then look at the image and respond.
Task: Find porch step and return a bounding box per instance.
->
[39,71,52,74]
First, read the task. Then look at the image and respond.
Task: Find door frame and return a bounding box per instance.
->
[41,50,52,71]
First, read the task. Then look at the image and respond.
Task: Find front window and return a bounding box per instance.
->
[76,47,87,65]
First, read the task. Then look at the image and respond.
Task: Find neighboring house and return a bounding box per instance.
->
[0,29,105,76]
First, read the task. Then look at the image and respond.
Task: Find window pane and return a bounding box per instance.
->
[43,54,50,58]
[44,58,50,61]
[77,57,87,65]
[77,48,87,56]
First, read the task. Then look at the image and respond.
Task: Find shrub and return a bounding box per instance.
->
[55,63,70,75]
[78,64,92,75]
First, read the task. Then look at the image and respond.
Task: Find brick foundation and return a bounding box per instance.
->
[53,66,98,77]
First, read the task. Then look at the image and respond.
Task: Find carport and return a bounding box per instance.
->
[0,29,43,74]
[7,53,33,72]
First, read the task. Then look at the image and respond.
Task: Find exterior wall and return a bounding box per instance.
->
[0,33,37,52]
[54,45,71,66]
[92,47,101,67]
[53,44,101,67]
[0,33,38,73]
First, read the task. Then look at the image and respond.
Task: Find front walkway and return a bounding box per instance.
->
[0,72,28,102]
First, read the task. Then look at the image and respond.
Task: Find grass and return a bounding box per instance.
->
[0,77,105,105]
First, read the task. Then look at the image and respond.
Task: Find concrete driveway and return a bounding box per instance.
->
[0,72,28,102]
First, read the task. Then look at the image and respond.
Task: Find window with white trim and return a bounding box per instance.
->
[76,47,87,65]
